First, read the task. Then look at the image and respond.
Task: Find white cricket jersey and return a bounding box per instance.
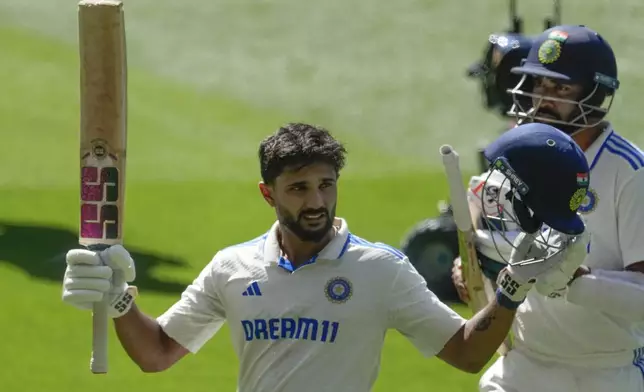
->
[157,217,466,392]
[513,123,644,367]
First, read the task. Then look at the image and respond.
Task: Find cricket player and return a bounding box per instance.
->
[63,122,589,392]
[452,24,644,392]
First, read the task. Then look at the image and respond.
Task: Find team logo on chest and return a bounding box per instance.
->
[325,277,353,304]
[578,188,599,214]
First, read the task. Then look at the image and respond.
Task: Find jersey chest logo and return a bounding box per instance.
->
[578,188,599,214]
[325,277,353,304]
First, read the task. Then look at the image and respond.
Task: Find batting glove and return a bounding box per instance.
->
[534,231,590,298]
[62,244,138,318]
[496,228,588,308]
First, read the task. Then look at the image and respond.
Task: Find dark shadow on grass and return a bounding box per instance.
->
[0,221,190,294]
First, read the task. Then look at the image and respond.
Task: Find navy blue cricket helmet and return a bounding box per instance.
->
[468,33,534,117]
[507,25,620,134]
[483,122,590,235]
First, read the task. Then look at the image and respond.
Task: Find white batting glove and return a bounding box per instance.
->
[62,244,138,318]
[534,231,589,298]
[496,228,588,306]
[496,232,547,305]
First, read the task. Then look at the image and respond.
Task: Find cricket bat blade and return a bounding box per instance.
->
[439,145,486,304]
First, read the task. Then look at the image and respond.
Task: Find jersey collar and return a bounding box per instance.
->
[262,217,351,268]
[584,122,613,171]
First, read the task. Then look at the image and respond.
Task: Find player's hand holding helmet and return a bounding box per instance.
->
[497,227,589,302]
[533,228,589,298]
[62,244,138,318]
[478,122,590,308]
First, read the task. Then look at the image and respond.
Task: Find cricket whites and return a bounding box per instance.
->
[78,0,128,374]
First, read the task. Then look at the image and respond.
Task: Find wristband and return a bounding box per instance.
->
[496,287,524,310]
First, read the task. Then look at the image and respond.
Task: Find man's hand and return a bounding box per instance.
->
[62,245,138,318]
[495,232,546,304]
[497,229,589,304]
[534,231,590,298]
[452,227,589,306]
[451,257,471,304]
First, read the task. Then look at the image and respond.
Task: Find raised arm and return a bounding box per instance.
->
[387,254,515,373]
[437,291,516,373]
[114,304,189,372]
[389,229,588,373]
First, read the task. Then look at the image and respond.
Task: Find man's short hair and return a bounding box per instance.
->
[258,123,347,184]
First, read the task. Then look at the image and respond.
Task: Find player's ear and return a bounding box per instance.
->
[258,182,275,207]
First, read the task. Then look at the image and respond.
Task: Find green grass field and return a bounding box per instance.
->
[1,0,643,390]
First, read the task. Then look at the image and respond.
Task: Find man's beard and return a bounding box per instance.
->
[279,205,336,243]
[530,107,581,135]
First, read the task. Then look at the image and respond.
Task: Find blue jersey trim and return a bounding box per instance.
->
[604,143,641,170]
[275,234,352,273]
[603,133,644,170]
[588,130,644,172]
[278,254,318,273]
[349,234,405,260]
[338,234,351,259]
[611,133,644,164]
[589,136,608,172]
[632,347,644,379]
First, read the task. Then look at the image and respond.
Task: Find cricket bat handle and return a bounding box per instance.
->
[88,243,110,374]
[91,301,109,373]
[439,145,473,232]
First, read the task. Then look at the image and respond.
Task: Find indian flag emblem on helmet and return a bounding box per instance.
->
[538,39,562,64]
[548,30,569,42]
[576,172,589,186]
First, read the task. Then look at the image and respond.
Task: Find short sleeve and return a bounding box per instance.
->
[157,255,227,353]
[387,257,466,357]
[617,171,644,267]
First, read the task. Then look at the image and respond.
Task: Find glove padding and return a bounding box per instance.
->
[534,230,589,298]
[62,244,138,318]
[496,228,588,303]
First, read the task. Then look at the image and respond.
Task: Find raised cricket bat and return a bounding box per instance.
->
[440,145,512,355]
[78,0,128,374]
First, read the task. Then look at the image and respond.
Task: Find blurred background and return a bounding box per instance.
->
[1,0,642,391]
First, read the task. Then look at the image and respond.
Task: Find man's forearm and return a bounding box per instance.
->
[461,297,516,370]
[114,303,173,372]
